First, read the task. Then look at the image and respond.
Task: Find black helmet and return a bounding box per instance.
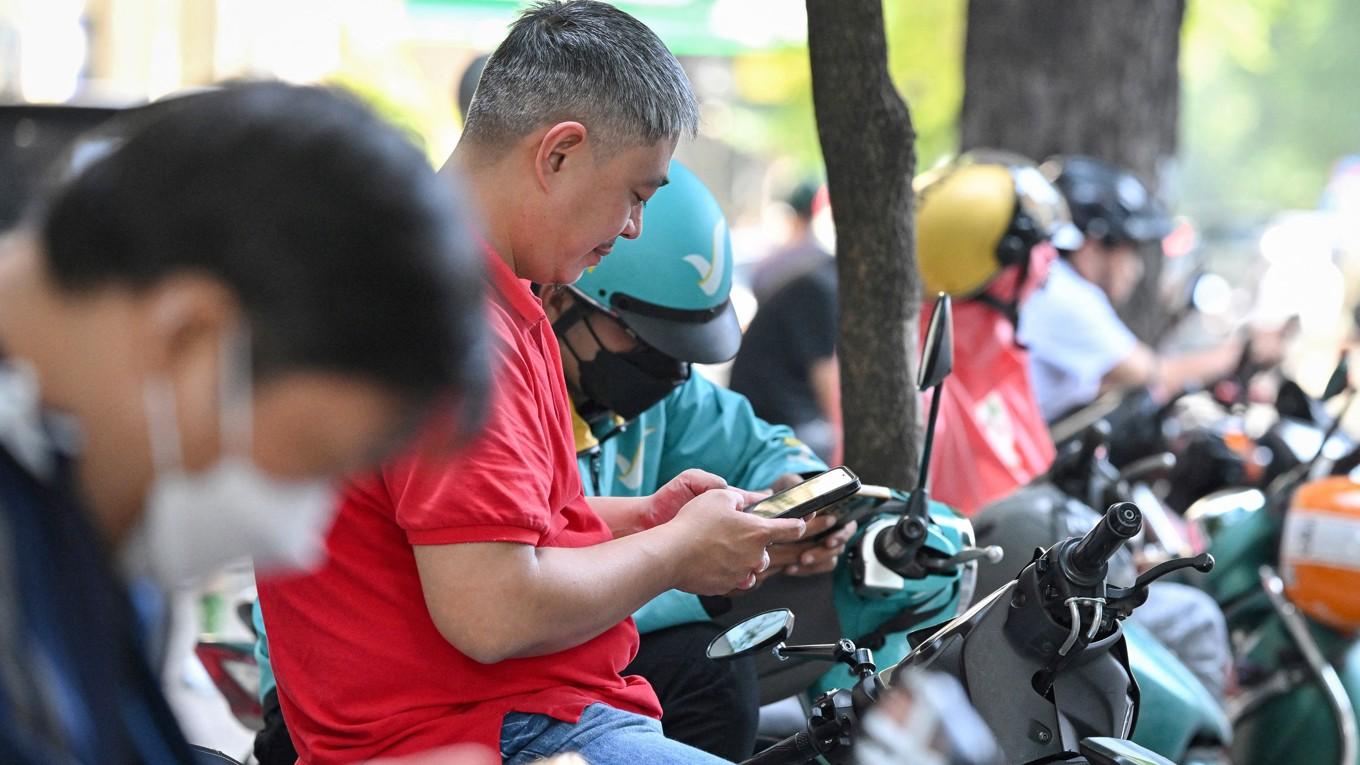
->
[1041,155,1172,248]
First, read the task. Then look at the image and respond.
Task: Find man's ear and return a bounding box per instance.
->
[140,275,239,375]
[533,121,589,192]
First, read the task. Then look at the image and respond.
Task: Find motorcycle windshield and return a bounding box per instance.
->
[881,581,1013,684]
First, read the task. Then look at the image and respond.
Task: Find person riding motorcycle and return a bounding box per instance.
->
[1020,155,1251,422]
[250,161,850,763]
[558,163,973,727]
[913,152,1078,515]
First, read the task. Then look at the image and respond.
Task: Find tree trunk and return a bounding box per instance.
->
[960,0,1186,341]
[807,0,921,488]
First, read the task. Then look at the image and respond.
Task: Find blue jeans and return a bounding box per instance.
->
[500,703,731,764]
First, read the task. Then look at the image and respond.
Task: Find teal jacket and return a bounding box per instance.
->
[572,374,827,633]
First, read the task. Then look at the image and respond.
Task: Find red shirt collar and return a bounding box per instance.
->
[482,244,544,326]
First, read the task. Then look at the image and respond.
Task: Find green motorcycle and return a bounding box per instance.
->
[1187,477,1359,765]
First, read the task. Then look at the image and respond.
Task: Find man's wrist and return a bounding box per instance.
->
[634,521,688,589]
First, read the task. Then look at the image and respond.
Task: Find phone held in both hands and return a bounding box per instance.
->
[744,467,862,520]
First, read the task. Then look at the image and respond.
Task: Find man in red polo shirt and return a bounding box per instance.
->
[256,3,808,764]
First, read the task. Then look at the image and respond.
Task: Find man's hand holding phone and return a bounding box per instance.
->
[646,467,862,594]
[662,486,806,595]
[641,468,748,529]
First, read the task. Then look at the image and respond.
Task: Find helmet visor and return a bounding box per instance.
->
[612,294,743,365]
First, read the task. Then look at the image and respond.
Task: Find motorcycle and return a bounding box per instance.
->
[715,296,1216,764]
[1185,450,1360,764]
[711,501,1209,765]
[971,420,1232,763]
[1054,347,1360,765]
[194,600,264,733]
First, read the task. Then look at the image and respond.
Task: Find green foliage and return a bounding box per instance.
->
[1181,0,1360,220]
[885,0,966,171]
[719,0,966,176]
[718,0,1360,224]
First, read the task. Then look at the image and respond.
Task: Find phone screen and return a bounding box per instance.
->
[747,468,858,519]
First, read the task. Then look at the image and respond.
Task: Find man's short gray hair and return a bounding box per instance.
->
[463,0,699,152]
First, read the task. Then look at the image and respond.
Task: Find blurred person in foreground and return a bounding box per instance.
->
[0,82,489,764]
[255,3,807,764]
[1021,155,1270,422]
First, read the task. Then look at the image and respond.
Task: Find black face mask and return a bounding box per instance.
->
[555,304,690,422]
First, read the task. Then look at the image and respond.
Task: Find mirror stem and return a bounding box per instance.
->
[916,379,943,498]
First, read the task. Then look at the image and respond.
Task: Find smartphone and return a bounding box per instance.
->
[745,467,861,520]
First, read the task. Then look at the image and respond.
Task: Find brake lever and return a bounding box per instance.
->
[1106,553,1215,618]
[944,545,1004,567]
[918,545,1004,575]
[1134,552,1215,591]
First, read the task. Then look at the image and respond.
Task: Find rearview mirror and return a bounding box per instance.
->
[918,293,954,391]
[706,609,795,661]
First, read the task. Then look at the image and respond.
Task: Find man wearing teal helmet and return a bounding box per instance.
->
[546,163,971,757]
[540,161,852,758]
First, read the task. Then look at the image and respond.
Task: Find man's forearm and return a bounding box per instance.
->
[1157,341,1242,393]
[414,527,681,663]
[585,495,653,537]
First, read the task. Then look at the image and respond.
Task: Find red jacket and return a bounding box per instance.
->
[923,287,1056,515]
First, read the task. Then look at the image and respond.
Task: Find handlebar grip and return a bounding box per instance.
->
[1069,502,1142,579]
[743,730,823,765]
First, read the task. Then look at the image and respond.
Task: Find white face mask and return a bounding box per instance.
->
[122,324,338,589]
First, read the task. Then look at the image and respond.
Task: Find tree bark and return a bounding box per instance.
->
[960,0,1186,340]
[807,0,921,488]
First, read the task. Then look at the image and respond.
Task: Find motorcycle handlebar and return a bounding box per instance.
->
[743,730,823,765]
[1068,502,1142,580]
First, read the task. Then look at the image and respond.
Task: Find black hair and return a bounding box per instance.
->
[35,82,490,439]
[787,181,818,221]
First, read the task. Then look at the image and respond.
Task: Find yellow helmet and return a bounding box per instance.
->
[915,152,1082,298]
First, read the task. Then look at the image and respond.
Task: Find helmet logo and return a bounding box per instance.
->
[682,220,728,297]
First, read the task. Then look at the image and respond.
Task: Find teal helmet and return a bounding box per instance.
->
[571,161,741,364]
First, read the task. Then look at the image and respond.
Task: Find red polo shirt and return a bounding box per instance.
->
[256,250,660,764]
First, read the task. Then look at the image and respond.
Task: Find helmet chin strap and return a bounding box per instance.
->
[972,250,1033,350]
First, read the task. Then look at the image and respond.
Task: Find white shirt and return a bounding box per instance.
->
[1019,258,1137,421]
